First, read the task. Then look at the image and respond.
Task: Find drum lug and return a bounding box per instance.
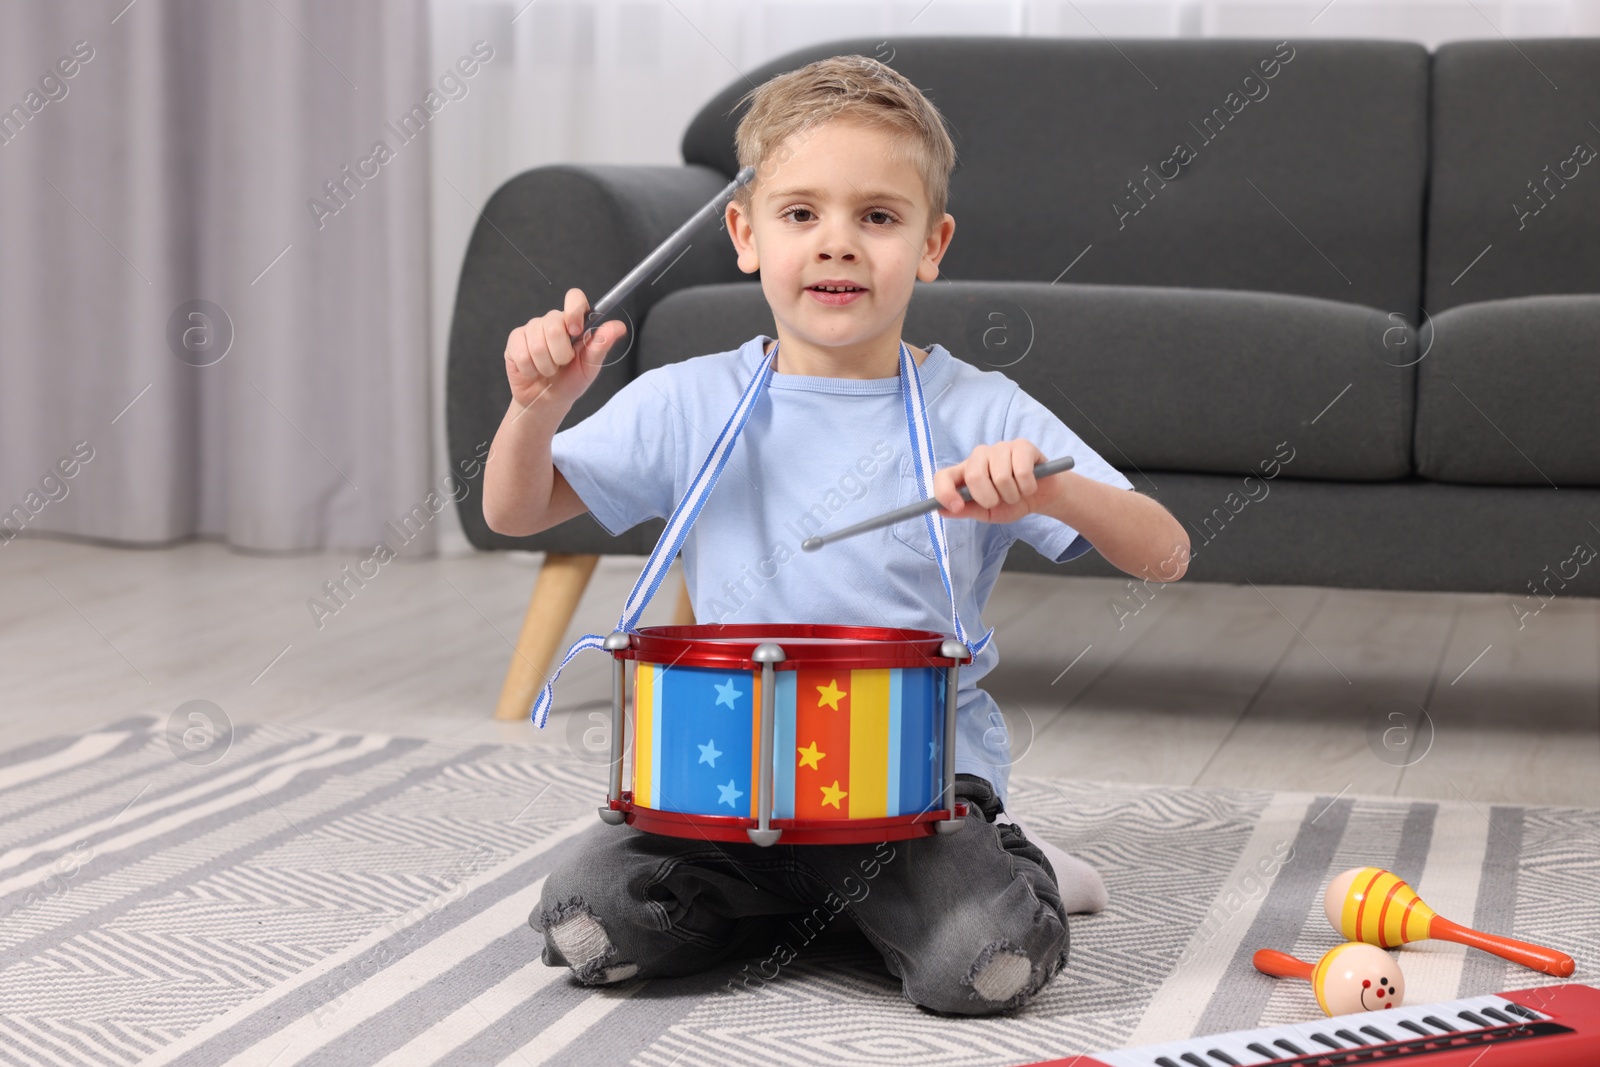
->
[751,642,787,847]
[937,640,970,833]
[601,630,632,821]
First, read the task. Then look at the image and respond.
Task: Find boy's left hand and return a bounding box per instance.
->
[931,440,1067,525]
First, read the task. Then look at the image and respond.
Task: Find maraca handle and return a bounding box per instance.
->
[1431,916,1576,977]
[1252,948,1315,981]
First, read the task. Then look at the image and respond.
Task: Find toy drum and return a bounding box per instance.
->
[595,623,972,845]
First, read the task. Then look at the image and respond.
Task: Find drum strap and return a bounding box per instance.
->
[529,338,992,727]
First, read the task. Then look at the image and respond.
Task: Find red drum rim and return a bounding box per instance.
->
[617,622,966,671]
[612,795,968,845]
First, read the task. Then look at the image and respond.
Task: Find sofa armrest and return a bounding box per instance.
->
[447,163,746,554]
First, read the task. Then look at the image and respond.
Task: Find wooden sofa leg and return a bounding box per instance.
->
[494,552,600,721]
[672,568,695,626]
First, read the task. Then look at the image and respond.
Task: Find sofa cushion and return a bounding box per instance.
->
[1414,294,1600,486]
[684,37,1429,315]
[1013,471,1600,600]
[1424,41,1600,313]
[638,280,1414,480]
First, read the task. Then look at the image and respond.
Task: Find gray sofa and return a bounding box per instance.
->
[448,36,1600,601]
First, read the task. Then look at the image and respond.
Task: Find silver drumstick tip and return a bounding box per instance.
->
[801,536,823,552]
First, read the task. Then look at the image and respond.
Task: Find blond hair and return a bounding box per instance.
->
[729,54,957,235]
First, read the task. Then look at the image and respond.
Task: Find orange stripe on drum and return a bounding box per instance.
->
[795,665,851,819]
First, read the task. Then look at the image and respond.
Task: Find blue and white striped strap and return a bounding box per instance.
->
[529,345,778,728]
[900,341,993,657]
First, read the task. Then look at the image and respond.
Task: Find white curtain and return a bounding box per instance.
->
[0,0,433,554]
[5,1,1594,555]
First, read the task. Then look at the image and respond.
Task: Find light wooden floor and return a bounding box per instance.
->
[3,537,1596,806]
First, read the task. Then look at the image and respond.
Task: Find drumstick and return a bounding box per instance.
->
[1325,866,1576,977]
[568,165,756,343]
[800,455,1076,551]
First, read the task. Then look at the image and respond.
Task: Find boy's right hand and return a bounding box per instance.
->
[504,288,628,410]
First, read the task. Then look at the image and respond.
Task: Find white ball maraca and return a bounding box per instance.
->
[1253,942,1404,1016]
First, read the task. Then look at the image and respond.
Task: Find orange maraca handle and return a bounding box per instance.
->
[1253,948,1315,981]
[1430,916,1576,977]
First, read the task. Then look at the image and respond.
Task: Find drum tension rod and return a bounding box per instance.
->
[936,639,972,834]
[748,642,787,847]
[598,630,632,825]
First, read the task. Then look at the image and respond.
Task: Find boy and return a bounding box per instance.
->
[482,55,1190,1015]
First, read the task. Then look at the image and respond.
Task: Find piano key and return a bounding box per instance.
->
[1359,1023,1396,1043]
[1480,1005,1515,1024]
[1313,1025,1371,1048]
[1193,1034,1282,1066]
[1144,1029,1279,1066]
[1281,1019,1368,1056]
[1397,1019,1433,1038]
[1469,993,1544,1020]
[1094,1040,1200,1067]
[1196,1025,1317,1065]
[1422,1014,1458,1032]
[1146,1041,1267,1067]
[1458,1009,1492,1028]
[1500,1000,1542,1020]
[1254,1023,1334,1058]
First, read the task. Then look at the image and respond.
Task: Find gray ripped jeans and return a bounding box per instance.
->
[530,775,1069,1016]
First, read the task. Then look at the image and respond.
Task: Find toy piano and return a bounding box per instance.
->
[1024,983,1600,1066]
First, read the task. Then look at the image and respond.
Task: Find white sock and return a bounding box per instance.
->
[998,813,1109,914]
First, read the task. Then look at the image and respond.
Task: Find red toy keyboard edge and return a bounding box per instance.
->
[1016,982,1600,1067]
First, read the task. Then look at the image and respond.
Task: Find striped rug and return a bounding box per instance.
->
[0,716,1593,1066]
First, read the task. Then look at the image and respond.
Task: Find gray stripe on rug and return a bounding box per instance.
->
[542,968,738,1067]
[0,738,434,960]
[1392,799,1437,888]
[1459,804,1522,998]
[298,928,559,1067]
[0,728,371,885]
[1192,793,1355,1035]
[175,831,589,1066]
[0,734,81,772]
[0,723,284,854]
[0,716,153,771]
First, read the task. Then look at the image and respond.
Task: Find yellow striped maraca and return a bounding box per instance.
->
[1324,866,1574,977]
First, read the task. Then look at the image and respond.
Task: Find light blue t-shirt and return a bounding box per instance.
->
[550,334,1134,805]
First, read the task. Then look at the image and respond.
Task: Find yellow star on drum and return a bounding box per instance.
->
[820,780,847,808]
[797,741,825,769]
[815,678,846,710]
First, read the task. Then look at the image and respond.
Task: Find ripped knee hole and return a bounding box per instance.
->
[539,897,639,985]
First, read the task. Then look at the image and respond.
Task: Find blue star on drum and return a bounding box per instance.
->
[637,661,757,817]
